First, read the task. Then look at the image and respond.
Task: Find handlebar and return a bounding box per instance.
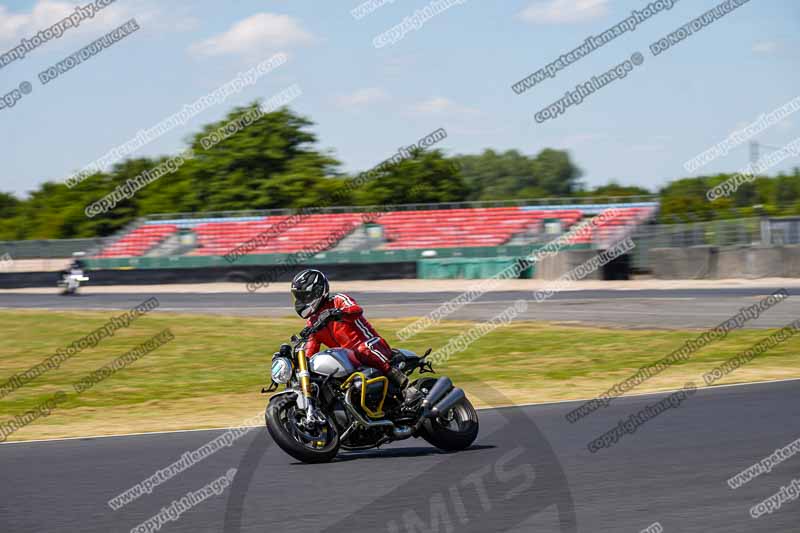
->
[293,316,328,344]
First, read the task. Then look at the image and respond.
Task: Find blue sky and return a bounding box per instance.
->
[0,0,798,197]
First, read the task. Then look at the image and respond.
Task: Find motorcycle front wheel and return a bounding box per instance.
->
[420,397,479,452]
[266,394,340,463]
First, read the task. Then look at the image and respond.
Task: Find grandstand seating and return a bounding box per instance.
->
[378,207,581,249]
[189,213,365,256]
[565,206,658,245]
[93,204,657,258]
[94,224,178,258]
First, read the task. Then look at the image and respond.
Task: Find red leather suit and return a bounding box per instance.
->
[304,293,393,374]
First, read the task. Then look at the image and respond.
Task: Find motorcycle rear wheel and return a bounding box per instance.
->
[420,397,479,451]
[266,395,340,463]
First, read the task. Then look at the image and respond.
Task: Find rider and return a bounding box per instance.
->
[69,257,86,274]
[60,253,86,280]
[290,269,408,391]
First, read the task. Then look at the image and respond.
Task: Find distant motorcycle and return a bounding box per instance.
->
[264,320,479,463]
[58,269,89,295]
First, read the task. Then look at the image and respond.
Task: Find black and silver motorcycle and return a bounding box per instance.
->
[264,319,479,463]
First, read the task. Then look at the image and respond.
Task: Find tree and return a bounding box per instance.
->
[0,104,346,239]
[0,192,19,218]
[589,181,651,197]
[452,148,582,201]
[184,104,340,211]
[353,148,467,205]
[531,148,582,196]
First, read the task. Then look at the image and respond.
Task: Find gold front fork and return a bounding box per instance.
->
[296,348,313,398]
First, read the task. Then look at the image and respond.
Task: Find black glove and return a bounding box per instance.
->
[273,344,292,361]
[317,308,343,325]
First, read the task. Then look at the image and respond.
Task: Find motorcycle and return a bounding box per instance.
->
[264,319,479,463]
[58,269,89,295]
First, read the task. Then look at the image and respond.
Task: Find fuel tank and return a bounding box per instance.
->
[308,348,357,378]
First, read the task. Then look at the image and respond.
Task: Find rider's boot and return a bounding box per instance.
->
[387,367,408,394]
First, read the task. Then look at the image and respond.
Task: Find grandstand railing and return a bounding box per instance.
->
[633,218,762,248]
[143,195,660,222]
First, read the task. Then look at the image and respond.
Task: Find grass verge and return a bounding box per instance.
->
[1,309,799,442]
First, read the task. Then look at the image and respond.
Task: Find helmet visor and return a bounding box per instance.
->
[292,284,326,318]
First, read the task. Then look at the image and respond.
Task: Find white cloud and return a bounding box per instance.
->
[0,1,72,43]
[336,87,389,107]
[190,13,313,57]
[520,0,608,24]
[411,97,478,116]
[752,41,778,54]
[0,0,160,46]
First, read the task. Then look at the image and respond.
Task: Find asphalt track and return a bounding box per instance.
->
[0,287,797,328]
[2,380,799,532]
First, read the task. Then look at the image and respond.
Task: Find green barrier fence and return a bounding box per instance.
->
[417,257,534,279]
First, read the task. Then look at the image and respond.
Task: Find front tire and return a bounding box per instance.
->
[420,397,479,452]
[266,394,340,464]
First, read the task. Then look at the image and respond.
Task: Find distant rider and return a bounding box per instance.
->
[290,269,408,390]
[60,256,86,280]
[69,257,85,275]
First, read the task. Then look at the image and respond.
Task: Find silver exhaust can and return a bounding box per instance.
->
[421,377,453,411]
[431,387,465,418]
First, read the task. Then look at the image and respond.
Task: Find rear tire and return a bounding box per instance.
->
[420,397,479,451]
[266,394,340,464]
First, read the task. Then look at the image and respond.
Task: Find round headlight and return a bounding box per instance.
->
[271,357,293,384]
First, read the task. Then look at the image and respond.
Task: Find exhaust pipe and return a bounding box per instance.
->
[412,377,458,432]
[430,387,465,418]
[342,391,414,440]
[421,377,453,411]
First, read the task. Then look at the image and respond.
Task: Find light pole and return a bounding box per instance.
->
[749,140,785,170]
